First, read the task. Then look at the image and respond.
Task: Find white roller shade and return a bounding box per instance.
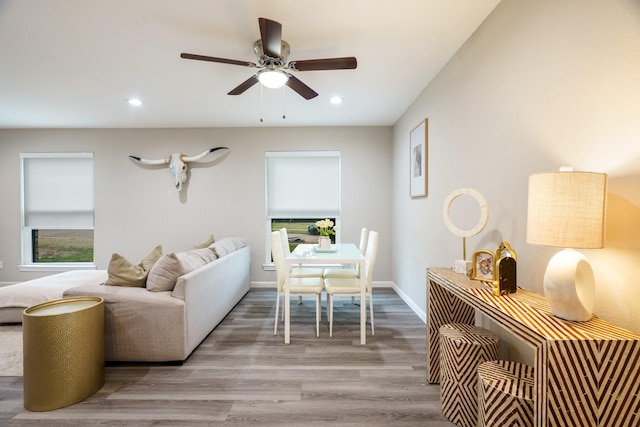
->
[22,153,94,227]
[266,151,340,217]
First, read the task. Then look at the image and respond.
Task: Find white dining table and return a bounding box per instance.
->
[284,243,367,344]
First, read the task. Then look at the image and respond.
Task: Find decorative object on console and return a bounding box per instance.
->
[410,118,428,198]
[496,240,516,260]
[527,169,607,322]
[495,256,517,296]
[443,188,490,275]
[129,147,228,191]
[494,241,517,296]
[472,250,495,281]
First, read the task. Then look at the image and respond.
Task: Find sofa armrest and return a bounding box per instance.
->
[172,245,251,354]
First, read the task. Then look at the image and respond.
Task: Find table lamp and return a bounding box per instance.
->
[526,170,607,321]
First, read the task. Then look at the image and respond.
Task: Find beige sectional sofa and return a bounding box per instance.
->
[0,270,109,324]
[64,237,251,362]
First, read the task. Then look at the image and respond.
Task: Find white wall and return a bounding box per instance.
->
[2,0,639,341]
[0,126,392,285]
[392,0,640,335]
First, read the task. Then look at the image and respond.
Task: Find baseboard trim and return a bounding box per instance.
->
[250,281,275,289]
[391,283,426,324]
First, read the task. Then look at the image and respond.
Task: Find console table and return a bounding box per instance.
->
[427,267,640,427]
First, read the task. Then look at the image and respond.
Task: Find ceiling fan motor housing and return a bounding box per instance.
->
[253,40,290,67]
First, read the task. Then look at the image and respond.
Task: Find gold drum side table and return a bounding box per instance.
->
[23,296,104,411]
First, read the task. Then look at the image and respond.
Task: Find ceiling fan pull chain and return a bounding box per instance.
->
[282,85,286,120]
[259,84,264,123]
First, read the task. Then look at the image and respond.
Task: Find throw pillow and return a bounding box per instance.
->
[194,234,215,249]
[209,237,248,258]
[146,248,216,292]
[106,245,163,287]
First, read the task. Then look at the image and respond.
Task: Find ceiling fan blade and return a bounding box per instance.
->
[259,17,282,58]
[286,75,318,100]
[290,57,358,71]
[228,75,259,95]
[180,53,256,68]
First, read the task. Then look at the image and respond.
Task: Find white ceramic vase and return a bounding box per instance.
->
[318,236,331,250]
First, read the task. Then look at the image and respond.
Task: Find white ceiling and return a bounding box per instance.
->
[0,0,501,129]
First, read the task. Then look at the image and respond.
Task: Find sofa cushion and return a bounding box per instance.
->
[63,284,187,362]
[146,248,217,292]
[209,237,249,258]
[194,234,215,249]
[106,245,163,287]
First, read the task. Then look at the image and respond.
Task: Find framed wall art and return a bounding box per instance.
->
[472,249,495,281]
[410,118,428,198]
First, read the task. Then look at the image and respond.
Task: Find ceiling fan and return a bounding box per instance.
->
[180,17,357,100]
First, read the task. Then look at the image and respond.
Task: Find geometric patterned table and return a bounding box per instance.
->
[478,360,535,426]
[427,268,640,427]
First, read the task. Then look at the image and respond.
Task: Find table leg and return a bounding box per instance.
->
[284,268,290,344]
[360,260,366,345]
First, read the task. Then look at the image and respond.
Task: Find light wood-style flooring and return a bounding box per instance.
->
[0,288,454,426]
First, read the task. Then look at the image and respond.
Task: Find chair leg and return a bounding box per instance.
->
[369,292,375,336]
[274,292,280,335]
[315,294,320,338]
[298,295,303,305]
[328,293,334,338]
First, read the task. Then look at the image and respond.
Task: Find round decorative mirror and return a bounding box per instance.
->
[442,188,489,237]
[442,188,489,262]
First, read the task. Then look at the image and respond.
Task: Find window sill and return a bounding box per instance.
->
[18,263,97,273]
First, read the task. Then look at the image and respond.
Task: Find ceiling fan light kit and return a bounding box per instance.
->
[257,69,289,89]
[180,17,357,100]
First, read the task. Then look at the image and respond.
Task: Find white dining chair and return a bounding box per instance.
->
[279,228,324,278]
[324,230,379,337]
[322,227,368,279]
[271,231,324,337]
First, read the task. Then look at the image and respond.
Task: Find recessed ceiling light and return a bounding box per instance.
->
[330,96,343,105]
[127,98,143,106]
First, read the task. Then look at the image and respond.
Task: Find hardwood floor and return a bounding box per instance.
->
[0,288,454,426]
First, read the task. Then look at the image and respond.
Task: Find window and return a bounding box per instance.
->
[20,153,95,270]
[265,151,340,263]
[271,217,337,254]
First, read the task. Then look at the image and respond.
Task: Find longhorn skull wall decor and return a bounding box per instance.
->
[129,147,227,191]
